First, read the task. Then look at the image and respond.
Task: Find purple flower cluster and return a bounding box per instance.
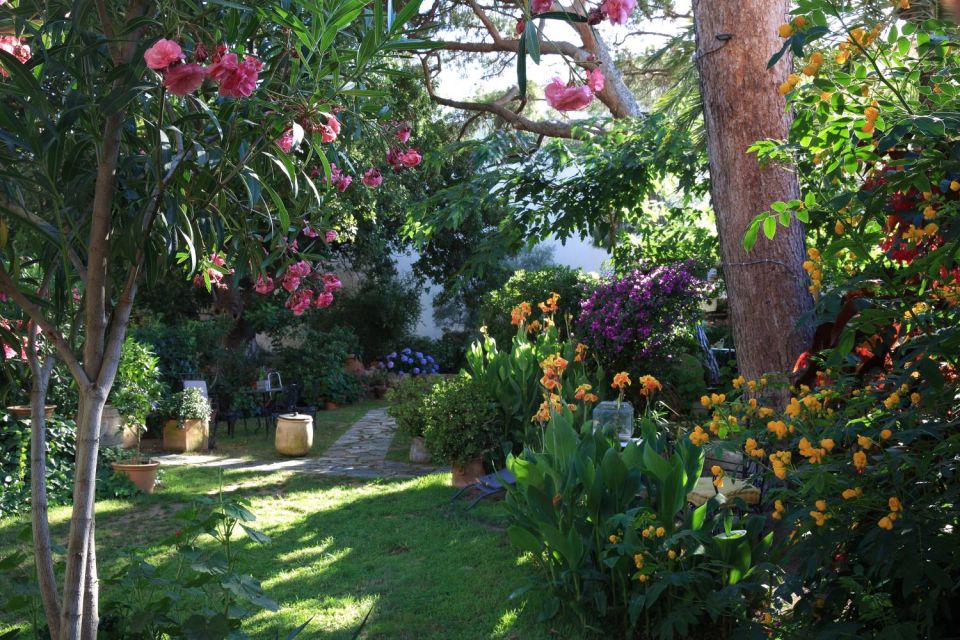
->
[575,262,707,372]
[378,347,440,376]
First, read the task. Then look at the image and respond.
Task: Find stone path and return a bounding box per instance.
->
[156,409,444,479]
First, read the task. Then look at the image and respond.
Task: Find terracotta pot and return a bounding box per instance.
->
[324,400,339,411]
[111,460,160,494]
[162,419,209,452]
[6,405,57,419]
[275,413,314,456]
[409,436,432,464]
[451,458,485,488]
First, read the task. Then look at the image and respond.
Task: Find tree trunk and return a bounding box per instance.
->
[29,343,60,640]
[58,390,107,640]
[693,0,814,382]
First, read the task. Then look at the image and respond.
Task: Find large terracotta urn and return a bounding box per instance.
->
[275,413,314,456]
[162,419,209,452]
[451,458,485,488]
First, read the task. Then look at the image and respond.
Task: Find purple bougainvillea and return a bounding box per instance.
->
[575,262,707,373]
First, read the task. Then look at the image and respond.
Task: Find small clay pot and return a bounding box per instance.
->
[451,458,485,488]
[6,405,57,419]
[111,460,160,494]
[324,401,339,411]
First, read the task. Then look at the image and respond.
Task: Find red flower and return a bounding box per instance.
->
[208,53,262,98]
[362,167,383,188]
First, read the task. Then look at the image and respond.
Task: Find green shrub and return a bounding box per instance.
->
[421,375,499,465]
[161,388,212,424]
[480,267,595,347]
[505,407,773,637]
[385,375,440,438]
[111,337,167,427]
[0,413,77,518]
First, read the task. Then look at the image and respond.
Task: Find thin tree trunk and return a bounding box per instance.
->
[58,392,105,640]
[80,523,98,640]
[693,0,814,382]
[28,324,61,640]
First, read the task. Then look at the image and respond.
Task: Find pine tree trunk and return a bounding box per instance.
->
[693,0,814,381]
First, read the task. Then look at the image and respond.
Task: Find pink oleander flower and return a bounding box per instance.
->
[286,289,313,316]
[315,291,334,309]
[587,68,604,93]
[515,18,526,35]
[322,273,342,293]
[395,125,411,144]
[386,148,402,171]
[194,42,209,63]
[277,129,295,153]
[281,272,301,293]
[208,53,262,98]
[144,38,182,70]
[399,148,422,168]
[254,274,275,295]
[601,0,636,25]
[319,114,341,142]
[210,253,226,267]
[162,63,206,96]
[544,77,593,111]
[0,36,31,77]
[362,168,383,188]
[303,225,319,238]
[336,174,352,192]
[325,230,338,243]
[289,260,313,278]
[0,292,8,302]
[531,0,552,13]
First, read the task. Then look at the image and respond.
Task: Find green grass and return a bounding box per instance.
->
[384,428,413,464]
[156,399,387,461]
[0,464,587,639]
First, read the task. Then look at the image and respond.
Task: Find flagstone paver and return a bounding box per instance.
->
[156,409,444,478]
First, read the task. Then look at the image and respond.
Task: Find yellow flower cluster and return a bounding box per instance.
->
[803,51,825,77]
[777,15,807,38]
[767,420,790,439]
[574,342,588,363]
[778,72,802,96]
[798,437,828,464]
[842,487,863,500]
[510,301,531,326]
[532,393,565,423]
[574,383,599,404]
[836,24,883,65]
[634,553,644,569]
[689,425,710,446]
[878,496,902,530]
[772,499,785,520]
[538,291,560,314]
[640,525,666,538]
[611,371,631,391]
[700,393,726,409]
[902,222,939,244]
[744,437,766,460]
[637,375,662,397]
[770,450,792,480]
[711,465,725,489]
[802,248,823,294]
[863,102,879,134]
[852,450,867,471]
[810,499,829,527]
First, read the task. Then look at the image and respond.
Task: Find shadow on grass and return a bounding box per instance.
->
[0,467,588,640]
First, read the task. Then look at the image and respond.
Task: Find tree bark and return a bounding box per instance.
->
[693,0,813,381]
[28,325,61,640]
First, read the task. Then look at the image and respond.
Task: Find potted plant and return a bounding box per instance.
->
[386,375,438,464]
[103,337,167,449]
[421,374,498,487]
[161,388,212,452]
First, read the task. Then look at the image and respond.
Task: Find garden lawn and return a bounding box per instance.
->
[172,399,387,461]
[0,464,586,639]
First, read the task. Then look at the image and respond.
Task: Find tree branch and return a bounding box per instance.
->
[0,268,88,386]
[421,58,577,138]
[432,38,590,61]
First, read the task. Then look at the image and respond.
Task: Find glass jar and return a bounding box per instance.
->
[592,401,635,444]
